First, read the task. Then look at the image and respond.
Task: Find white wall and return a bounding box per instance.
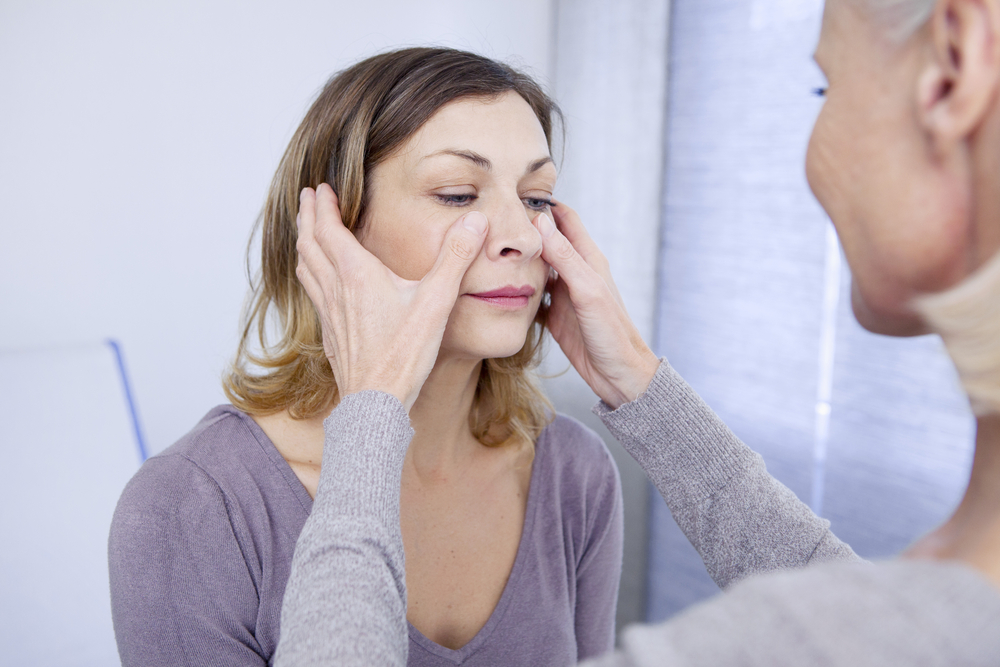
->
[546,0,670,631]
[0,0,554,455]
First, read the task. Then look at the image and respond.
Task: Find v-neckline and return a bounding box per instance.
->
[236,403,547,663]
[404,428,546,664]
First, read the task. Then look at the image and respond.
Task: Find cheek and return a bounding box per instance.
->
[806,102,864,246]
[805,108,840,211]
[359,213,449,281]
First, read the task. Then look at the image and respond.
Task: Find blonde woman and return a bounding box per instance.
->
[273,0,1000,665]
[108,48,623,666]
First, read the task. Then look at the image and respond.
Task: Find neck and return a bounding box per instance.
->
[405,354,485,481]
[908,413,1000,587]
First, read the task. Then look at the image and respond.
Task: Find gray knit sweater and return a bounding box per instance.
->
[274,361,1000,666]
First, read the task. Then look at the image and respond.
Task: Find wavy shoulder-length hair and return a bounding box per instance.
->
[224,47,560,448]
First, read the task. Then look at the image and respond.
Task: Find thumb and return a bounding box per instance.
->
[537,212,601,299]
[418,211,488,307]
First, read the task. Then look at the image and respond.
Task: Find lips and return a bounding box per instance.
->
[466,285,536,310]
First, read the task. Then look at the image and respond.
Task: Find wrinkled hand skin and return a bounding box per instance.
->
[533,201,660,409]
[295,183,488,411]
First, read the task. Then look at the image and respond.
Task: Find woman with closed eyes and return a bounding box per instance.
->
[108,47,624,667]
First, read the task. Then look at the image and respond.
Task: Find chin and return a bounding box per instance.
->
[850,282,928,337]
[467,337,532,361]
[440,323,535,362]
[443,302,541,360]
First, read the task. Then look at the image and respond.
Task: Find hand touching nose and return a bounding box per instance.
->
[295,183,489,411]
[534,201,660,408]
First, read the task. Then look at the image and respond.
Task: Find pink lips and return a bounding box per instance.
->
[466,285,536,310]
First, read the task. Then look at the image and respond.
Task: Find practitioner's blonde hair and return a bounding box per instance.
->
[224,47,559,447]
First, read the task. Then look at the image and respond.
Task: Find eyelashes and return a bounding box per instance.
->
[436,194,477,206]
[813,87,828,97]
[434,194,553,211]
[523,197,553,211]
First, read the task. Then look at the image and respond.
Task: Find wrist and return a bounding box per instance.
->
[607,351,660,409]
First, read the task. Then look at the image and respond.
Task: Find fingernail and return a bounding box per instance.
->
[295,212,301,228]
[463,211,487,235]
[538,213,555,238]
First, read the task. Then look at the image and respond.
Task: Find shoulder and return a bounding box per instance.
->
[108,407,291,664]
[628,560,1000,666]
[537,413,620,490]
[155,404,270,472]
[111,407,247,530]
[111,404,300,538]
[534,414,622,525]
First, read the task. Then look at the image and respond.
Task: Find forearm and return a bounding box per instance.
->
[274,391,413,667]
[595,360,858,588]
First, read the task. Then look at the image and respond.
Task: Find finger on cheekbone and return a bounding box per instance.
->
[423,211,488,294]
[443,211,487,265]
[541,224,603,297]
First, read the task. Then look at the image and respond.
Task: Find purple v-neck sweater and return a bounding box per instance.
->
[108,405,623,666]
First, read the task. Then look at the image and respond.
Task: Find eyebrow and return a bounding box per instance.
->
[422,149,555,175]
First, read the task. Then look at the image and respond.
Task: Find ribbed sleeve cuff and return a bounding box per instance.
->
[593,359,757,504]
[319,390,414,521]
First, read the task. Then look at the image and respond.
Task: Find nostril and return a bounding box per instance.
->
[500,247,519,257]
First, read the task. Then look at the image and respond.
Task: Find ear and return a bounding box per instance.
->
[918,0,1000,149]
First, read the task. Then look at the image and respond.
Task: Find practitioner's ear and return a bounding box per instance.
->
[917,0,1000,153]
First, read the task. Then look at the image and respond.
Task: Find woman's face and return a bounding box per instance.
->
[806,0,975,335]
[360,92,554,361]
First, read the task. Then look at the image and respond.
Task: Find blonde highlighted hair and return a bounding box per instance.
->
[224,47,560,447]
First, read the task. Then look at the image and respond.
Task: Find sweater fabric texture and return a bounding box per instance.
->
[108,405,623,666]
[274,360,1000,667]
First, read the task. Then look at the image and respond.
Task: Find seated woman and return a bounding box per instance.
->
[108,47,624,667]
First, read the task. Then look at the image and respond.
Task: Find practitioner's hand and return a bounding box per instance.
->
[534,202,660,409]
[295,183,488,411]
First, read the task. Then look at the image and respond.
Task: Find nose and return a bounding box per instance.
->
[482,195,543,263]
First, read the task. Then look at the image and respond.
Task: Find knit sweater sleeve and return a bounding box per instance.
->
[594,360,859,588]
[273,391,413,667]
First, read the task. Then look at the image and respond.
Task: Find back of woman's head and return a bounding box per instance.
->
[224,47,559,446]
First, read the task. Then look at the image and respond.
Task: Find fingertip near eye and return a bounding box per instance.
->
[462,211,488,235]
[536,213,556,238]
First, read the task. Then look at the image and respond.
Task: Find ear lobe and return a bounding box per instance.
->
[918,0,1000,147]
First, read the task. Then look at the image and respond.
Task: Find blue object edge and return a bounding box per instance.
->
[105,339,149,462]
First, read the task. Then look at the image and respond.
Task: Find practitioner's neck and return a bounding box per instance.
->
[907,413,1000,589]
